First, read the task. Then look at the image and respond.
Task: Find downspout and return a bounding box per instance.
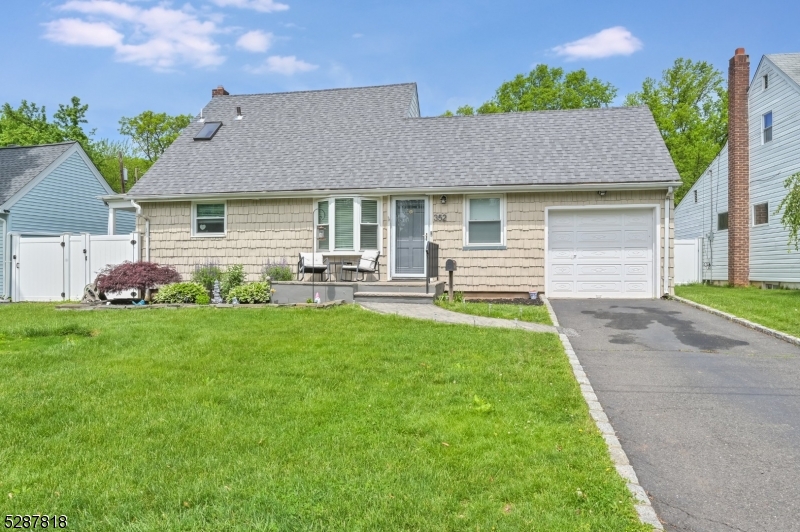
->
[130,200,150,262]
[664,187,673,296]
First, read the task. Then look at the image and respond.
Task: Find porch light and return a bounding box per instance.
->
[440,195,447,204]
[597,191,607,197]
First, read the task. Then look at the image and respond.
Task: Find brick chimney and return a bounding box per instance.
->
[728,48,750,286]
[212,85,230,97]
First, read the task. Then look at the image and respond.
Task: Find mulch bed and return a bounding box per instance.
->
[466,298,543,306]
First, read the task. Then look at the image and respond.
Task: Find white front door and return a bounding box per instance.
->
[391,197,428,278]
[547,207,656,298]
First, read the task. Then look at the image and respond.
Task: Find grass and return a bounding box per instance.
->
[435,300,553,325]
[675,283,800,337]
[0,304,646,531]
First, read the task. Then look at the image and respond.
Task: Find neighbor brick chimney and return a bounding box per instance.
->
[212,85,230,97]
[728,48,750,286]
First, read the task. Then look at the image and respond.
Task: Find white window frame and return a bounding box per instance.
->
[463,194,506,249]
[315,196,382,254]
[763,111,773,144]
[752,202,769,226]
[717,211,729,232]
[191,201,227,237]
[763,74,769,90]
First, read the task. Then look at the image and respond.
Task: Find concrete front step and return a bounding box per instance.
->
[358,281,445,294]
[354,292,436,304]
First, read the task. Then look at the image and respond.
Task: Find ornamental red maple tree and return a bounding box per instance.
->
[95,261,181,295]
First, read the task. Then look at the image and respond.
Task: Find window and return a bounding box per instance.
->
[754,202,769,225]
[763,74,769,90]
[193,203,226,236]
[718,211,729,231]
[194,121,222,140]
[466,196,505,246]
[360,199,379,250]
[763,112,773,143]
[694,190,698,203]
[315,197,381,252]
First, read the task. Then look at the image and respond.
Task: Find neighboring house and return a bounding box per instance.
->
[0,142,135,298]
[115,83,680,299]
[675,50,800,287]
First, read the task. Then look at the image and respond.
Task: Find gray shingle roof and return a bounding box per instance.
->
[766,53,800,87]
[0,142,74,205]
[129,83,680,197]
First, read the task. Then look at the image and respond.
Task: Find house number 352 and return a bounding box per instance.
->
[434,213,447,222]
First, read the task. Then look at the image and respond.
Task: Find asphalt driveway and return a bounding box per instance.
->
[550,299,800,532]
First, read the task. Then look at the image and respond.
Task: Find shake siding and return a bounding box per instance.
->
[142,189,671,292]
[9,152,133,235]
[674,57,800,283]
[0,217,5,297]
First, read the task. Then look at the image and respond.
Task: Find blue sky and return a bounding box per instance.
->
[2,0,798,141]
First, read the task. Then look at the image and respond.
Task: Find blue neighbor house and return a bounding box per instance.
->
[0,142,135,299]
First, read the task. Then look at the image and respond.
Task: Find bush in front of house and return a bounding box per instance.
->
[153,282,208,304]
[96,261,181,297]
[191,262,222,293]
[220,264,245,299]
[261,258,293,282]
[226,282,271,304]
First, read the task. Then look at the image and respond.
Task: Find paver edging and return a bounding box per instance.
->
[670,294,800,347]
[541,297,663,531]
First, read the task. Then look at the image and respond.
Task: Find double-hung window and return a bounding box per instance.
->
[315,197,380,252]
[763,111,773,143]
[193,202,226,236]
[465,196,505,247]
[753,202,769,225]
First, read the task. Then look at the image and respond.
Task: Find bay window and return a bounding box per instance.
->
[315,197,381,252]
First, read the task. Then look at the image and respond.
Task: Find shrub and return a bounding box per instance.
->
[220,264,245,299]
[226,282,271,304]
[153,282,208,304]
[96,261,181,295]
[192,262,222,293]
[196,293,211,305]
[261,258,293,282]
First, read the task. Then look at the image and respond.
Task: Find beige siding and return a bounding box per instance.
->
[140,189,673,294]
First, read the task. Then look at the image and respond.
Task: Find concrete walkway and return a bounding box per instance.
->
[358,302,558,333]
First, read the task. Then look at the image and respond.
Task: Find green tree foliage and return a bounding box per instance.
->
[92,139,153,192]
[0,98,92,149]
[444,65,618,116]
[777,172,800,250]
[625,58,728,204]
[119,111,193,162]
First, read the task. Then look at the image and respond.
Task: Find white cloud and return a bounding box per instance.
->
[247,55,317,75]
[352,33,363,38]
[44,0,225,70]
[236,30,273,52]
[552,26,643,60]
[210,0,289,13]
[43,18,123,47]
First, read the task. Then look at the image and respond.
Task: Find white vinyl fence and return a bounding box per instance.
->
[674,238,702,285]
[9,233,140,301]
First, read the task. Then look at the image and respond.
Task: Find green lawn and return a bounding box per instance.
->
[435,300,553,325]
[675,284,800,337]
[1,304,647,531]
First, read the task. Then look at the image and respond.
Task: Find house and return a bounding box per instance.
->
[0,141,135,298]
[675,50,800,287]
[114,83,680,300]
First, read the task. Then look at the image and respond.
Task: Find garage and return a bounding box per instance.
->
[546,207,657,299]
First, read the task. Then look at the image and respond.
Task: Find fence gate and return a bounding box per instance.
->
[674,238,702,285]
[10,232,140,302]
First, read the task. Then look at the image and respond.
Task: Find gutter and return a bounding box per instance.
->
[103,180,683,203]
[664,187,673,296]
[130,200,150,262]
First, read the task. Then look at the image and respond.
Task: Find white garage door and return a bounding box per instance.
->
[547,208,656,299]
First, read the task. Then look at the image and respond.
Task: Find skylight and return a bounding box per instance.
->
[194,121,222,141]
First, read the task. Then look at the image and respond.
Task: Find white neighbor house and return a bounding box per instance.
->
[675,52,800,286]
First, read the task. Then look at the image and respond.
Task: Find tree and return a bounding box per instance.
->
[0,100,70,147]
[777,172,800,250]
[92,139,153,193]
[624,58,727,203]
[119,111,193,162]
[444,64,618,116]
[95,261,181,300]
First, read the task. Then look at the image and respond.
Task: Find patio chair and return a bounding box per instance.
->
[340,250,381,281]
[297,253,330,281]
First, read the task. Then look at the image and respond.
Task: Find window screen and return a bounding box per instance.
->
[194,122,222,140]
[195,203,225,234]
[317,200,329,250]
[360,199,378,250]
[718,212,729,231]
[468,197,502,244]
[754,203,769,225]
[763,112,773,143]
[334,198,354,250]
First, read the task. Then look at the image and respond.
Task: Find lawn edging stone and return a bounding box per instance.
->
[55,300,346,311]
[542,296,664,531]
[670,295,800,348]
